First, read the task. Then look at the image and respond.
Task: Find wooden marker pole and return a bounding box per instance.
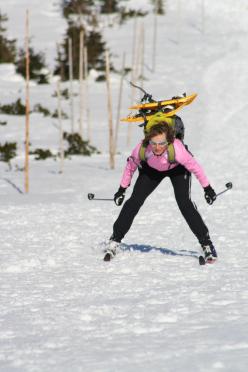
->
[201,0,205,35]
[131,16,138,87]
[57,79,64,174]
[114,52,126,155]
[127,17,138,147]
[25,9,30,193]
[84,46,91,143]
[177,0,181,43]
[152,0,158,72]
[68,37,74,133]
[140,23,145,90]
[105,50,115,169]
[79,30,84,137]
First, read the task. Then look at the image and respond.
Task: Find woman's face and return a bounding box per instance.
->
[149,133,168,156]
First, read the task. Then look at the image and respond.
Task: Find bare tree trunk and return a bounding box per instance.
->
[57,79,64,174]
[68,37,74,133]
[25,9,30,193]
[114,52,126,155]
[79,30,84,138]
[105,50,115,169]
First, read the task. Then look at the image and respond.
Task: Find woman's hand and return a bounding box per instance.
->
[204,185,217,205]
[114,186,126,206]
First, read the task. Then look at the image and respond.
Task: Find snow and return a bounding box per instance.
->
[1,0,248,371]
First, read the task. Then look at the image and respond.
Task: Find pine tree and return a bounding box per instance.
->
[151,0,165,15]
[0,11,16,63]
[100,0,119,14]
[61,0,94,18]
[0,141,17,169]
[54,22,106,80]
[15,47,49,83]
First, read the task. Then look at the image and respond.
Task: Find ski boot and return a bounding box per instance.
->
[103,239,120,262]
[201,242,217,264]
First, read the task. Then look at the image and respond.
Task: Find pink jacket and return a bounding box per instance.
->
[120,139,210,188]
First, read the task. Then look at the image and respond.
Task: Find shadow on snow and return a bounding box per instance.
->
[121,243,199,259]
[3,178,24,194]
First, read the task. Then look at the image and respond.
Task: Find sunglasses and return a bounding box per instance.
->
[149,140,168,146]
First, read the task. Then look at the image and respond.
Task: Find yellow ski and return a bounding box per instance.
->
[121,95,196,123]
[129,93,197,110]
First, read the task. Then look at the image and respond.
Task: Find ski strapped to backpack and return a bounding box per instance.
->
[120,83,197,123]
[121,83,197,164]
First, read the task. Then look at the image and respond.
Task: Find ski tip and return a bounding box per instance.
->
[199,256,206,265]
[103,253,112,262]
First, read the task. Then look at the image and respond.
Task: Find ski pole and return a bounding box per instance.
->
[129,81,154,103]
[216,182,233,198]
[87,193,114,202]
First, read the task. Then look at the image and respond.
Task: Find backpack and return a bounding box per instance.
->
[139,111,185,164]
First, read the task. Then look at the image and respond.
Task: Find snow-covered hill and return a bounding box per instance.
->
[0,1,248,371]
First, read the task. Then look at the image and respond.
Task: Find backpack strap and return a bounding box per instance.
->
[167,143,176,163]
[139,142,177,164]
[139,143,147,162]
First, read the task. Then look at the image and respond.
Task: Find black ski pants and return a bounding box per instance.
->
[112,163,209,244]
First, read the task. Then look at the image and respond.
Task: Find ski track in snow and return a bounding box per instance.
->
[1,0,248,371]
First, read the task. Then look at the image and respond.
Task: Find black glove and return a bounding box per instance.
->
[204,185,217,205]
[114,186,126,206]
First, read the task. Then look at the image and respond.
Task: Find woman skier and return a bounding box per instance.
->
[104,121,217,262]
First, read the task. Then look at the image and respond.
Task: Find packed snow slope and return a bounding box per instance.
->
[0,1,248,371]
